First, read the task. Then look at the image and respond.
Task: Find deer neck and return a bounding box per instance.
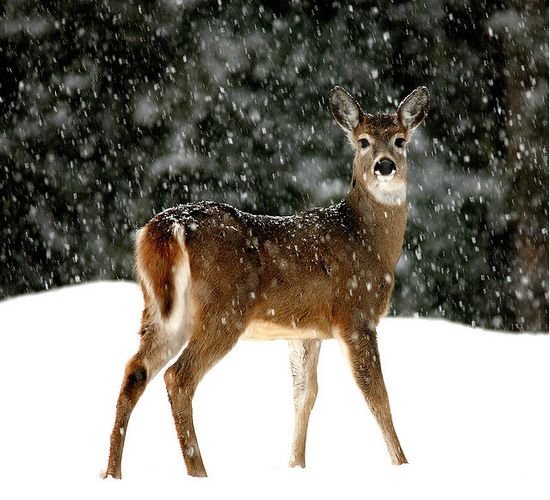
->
[344,182,408,271]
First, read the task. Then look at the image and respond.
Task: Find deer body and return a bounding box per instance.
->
[105,86,429,478]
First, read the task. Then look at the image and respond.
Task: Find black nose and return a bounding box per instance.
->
[374,159,396,176]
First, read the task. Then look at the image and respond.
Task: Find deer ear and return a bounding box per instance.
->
[397,87,430,130]
[330,86,363,133]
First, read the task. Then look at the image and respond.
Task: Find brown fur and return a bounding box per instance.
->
[104,86,429,479]
[135,223,183,318]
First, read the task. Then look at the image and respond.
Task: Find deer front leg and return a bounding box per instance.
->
[341,326,407,465]
[288,339,321,468]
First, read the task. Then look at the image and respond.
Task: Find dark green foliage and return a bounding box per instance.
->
[1,0,547,331]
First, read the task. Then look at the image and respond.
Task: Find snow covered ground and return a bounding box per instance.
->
[0,281,548,499]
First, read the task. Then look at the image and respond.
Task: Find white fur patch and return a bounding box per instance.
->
[370,179,407,206]
[135,224,194,378]
[135,228,156,307]
[163,248,192,340]
[288,340,308,406]
[241,321,332,341]
[400,108,417,127]
[375,170,396,182]
[343,108,360,129]
[358,133,374,142]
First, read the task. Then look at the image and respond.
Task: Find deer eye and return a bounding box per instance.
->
[358,138,370,149]
[394,138,406,148]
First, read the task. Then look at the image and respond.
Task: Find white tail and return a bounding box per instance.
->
[104,86,429,478]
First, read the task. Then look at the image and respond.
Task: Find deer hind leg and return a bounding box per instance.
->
[164,317,241,478]
[104,313,186,479]
[288,339,321,468]
[341,327,407,465]
[105,219,194,478]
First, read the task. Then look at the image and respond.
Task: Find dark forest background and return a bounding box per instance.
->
[1,0,548,331]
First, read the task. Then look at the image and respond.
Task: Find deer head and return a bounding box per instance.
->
[330,86,430,206]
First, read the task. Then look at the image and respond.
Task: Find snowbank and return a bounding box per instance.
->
[0,282,548,499]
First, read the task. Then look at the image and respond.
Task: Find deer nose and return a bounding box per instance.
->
[374,158,396,177]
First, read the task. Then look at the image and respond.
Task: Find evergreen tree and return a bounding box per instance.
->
[1,0,547,331]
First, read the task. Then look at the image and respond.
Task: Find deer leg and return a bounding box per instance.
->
[287,339,321,468]
[342,327,407,465]
[104,323,183,479]
[164,321,240,477]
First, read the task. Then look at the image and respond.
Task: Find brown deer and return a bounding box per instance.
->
[104,86,430,478]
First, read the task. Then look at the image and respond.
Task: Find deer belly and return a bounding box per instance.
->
[240,320,331,341]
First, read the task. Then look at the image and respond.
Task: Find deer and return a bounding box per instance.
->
[104,85,430,479]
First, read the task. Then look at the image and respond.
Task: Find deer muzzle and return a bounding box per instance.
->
[374,158,396,180]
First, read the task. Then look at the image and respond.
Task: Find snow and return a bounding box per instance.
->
[0,282,548,499]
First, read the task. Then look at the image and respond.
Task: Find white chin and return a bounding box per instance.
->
[375,171,396,182]
[371,180,406,206]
